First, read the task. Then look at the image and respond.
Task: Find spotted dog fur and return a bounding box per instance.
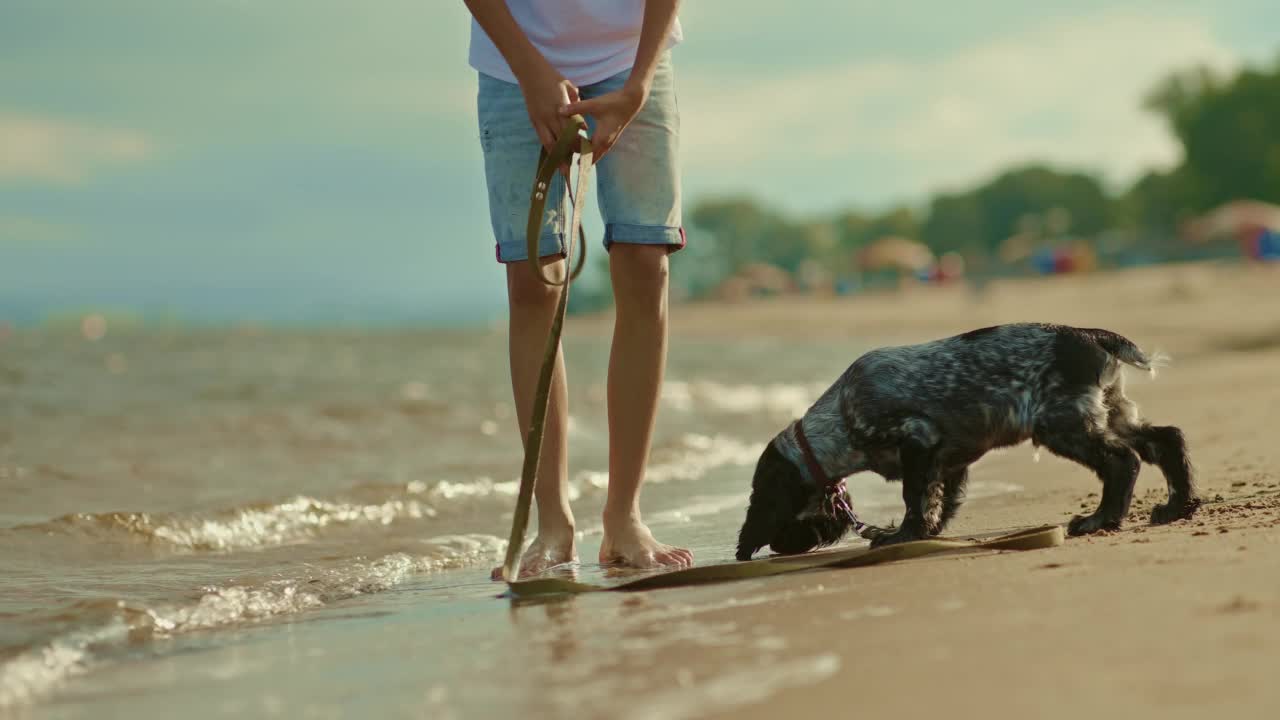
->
[735,323,1201,561]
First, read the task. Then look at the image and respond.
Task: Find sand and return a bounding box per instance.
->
[581,260,1280,718]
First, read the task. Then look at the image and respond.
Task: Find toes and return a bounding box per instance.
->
[602,544,693,569]
[1067,515,1087,535]
[1068,514,1120,535]
[656,547,693,568]
[1150,504,1174,525]
[634,551,662,569]
[1151,496,1201,525]
[871,528,923,548]
[1067,514,1102,535]
[491,562,538,581]
[870,533,895,548]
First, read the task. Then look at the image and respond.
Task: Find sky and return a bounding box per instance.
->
[1,0,1275,326]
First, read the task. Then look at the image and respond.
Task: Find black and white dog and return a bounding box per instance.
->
[735,323,1201,560]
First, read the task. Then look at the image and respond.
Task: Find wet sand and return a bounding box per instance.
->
[594,260,1280,718]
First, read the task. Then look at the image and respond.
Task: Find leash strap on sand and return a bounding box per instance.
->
[502,115,593,581]
[524,115,591,287]
[507,524,1065,597]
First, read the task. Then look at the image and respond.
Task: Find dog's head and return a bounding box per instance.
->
[735,440,854,561]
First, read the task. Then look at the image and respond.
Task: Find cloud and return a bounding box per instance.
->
[0,112,151,185]
[677,8,1241,204]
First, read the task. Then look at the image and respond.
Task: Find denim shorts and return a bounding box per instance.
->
[476,53,684,263]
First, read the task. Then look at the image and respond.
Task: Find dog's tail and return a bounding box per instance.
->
[1087,329,1169,377]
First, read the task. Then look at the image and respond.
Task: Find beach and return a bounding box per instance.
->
[2,259,1278,718]
[586,260,1280,719]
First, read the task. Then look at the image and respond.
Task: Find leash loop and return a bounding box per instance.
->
[524,114,591,286]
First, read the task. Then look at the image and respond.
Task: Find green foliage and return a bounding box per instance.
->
[1127,56,1280,231]
[1116,168,1200,235]
[687,198,792,271]
[675,52,1280,299]
[834,207,921,250]
[1159,62,1280,208]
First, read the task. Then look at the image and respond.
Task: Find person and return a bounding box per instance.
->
[464,0,693,576]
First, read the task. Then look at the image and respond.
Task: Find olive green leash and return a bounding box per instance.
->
[507,525,1065,597]
[501,115,592,581]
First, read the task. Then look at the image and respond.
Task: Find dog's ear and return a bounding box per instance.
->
[771,484,856,555]
[736,443,800,561]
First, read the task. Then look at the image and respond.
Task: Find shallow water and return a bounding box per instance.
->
[0,325,1012,715]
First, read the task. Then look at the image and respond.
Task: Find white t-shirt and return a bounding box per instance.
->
[469,1,682,86]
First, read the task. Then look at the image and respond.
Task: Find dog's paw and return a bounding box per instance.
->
[869,526,925,548]
[921,516,941,537]
[1067,513,1121,536]
[857,523,893,542]
[1150,495,1201,525]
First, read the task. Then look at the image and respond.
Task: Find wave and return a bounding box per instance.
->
[7,433,759,554]
[9,494,439,552]
[4,475,517,552]
[662,380,827,417]
[0,533,505,709]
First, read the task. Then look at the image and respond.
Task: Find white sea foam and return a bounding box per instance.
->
[0,534,505,709]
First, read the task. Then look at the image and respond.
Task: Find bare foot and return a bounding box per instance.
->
[599,516,693,569]
[491,532,577,581]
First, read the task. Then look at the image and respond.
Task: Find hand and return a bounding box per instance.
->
[516,61,580,151]
[560,84,647,161]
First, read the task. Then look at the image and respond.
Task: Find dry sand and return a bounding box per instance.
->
[584,260,1280,719]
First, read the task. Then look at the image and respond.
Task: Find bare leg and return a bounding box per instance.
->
[491,256,576,579]
[599,245,692,569]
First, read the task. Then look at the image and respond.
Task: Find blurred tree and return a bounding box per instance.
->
[835,207,919,244]
[922,165,1111,255]
[1144,58,1280,209]
[689,197,811,272]
[1143,64,1222,134]
[1116,167,1200,236]
[921,192,987,257]
[674,51,1280,300]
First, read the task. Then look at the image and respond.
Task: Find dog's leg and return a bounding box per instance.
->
[1132,424,1200,524]
[933,465,970,536]
[871,434,938,547]
[1104,384,1200,525]
[1036,403,1140,535]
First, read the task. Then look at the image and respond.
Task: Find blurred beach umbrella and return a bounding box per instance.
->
[1187,199,1280,243]
[938,251,967,280]
[1067,240,1098,272]
[797,259,834,295]
[998,232,1037,263]
[856,236,934,272]
[714,262,794,301]
[737,262,794,291]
